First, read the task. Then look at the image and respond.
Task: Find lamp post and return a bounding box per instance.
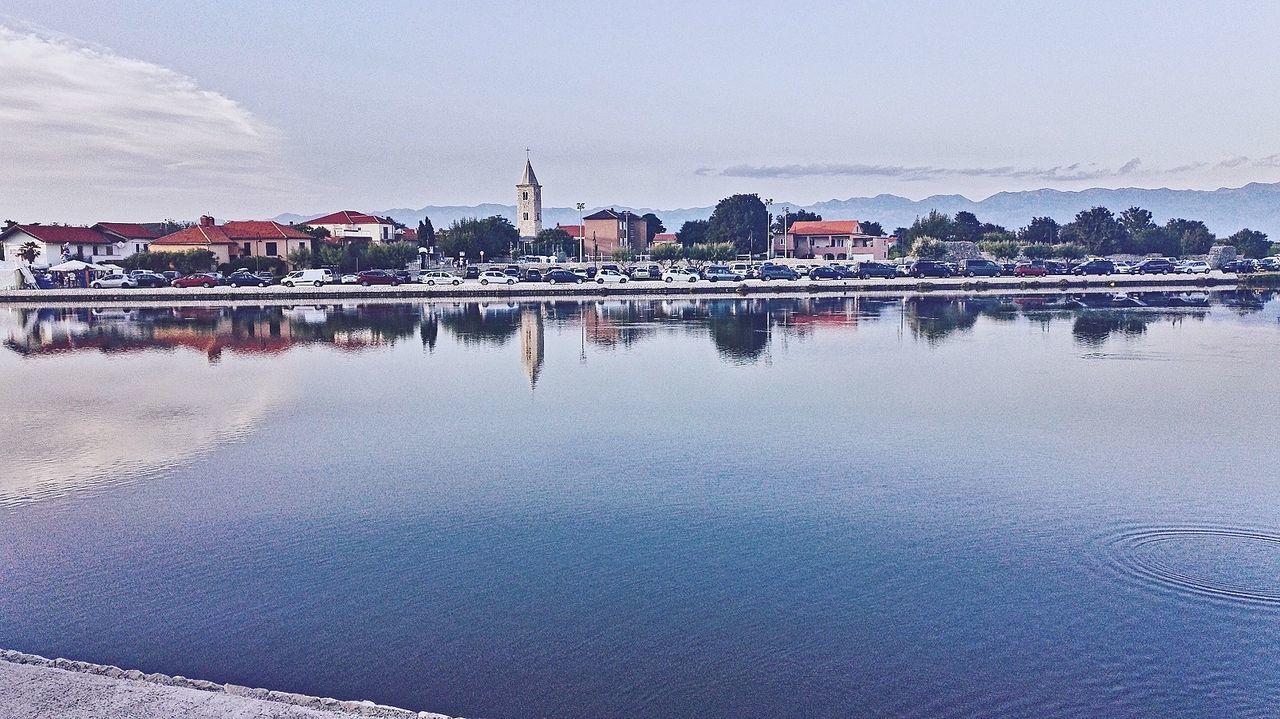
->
[764,198,773,262]
[576,202,586,263]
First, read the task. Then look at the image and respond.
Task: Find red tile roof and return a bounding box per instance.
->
[94,222,166,240]
[151,224,238,246]
[556,224,584,238]
[651,233,679,243]
[308,210,392,226]
[400,228,418,242]
[221,221,310,240]
[1,224,113,244]
[787,220,863,236]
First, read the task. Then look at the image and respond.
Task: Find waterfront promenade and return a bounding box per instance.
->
[0,650,448,719]
[0,271,1256,305]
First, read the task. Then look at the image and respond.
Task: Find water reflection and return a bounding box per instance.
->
[2,290,1275,369]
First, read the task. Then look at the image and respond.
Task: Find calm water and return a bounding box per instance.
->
[1,291,1279,718]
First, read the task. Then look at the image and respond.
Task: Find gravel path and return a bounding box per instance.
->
[0,651,452,719]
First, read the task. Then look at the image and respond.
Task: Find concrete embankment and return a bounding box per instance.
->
[0,649,451,719]
[0,272,1252,305]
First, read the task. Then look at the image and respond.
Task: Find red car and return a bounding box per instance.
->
[1012,263,1048,277]
[171,273,219,288]
[354,270,401,286]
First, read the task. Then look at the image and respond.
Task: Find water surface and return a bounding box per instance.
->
[1,291,1278,718]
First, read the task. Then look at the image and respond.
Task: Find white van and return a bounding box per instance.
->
[280,269,333,287]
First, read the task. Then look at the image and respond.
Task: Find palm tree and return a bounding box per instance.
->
[16,241,40,264]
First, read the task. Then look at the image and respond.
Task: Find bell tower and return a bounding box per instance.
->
[516,151,542,239]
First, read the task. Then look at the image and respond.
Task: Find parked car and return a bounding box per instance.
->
[478,270,516,285]
[1071,258,1116,276]
[281,269,334,287]
[1043,260,1070,275]
[226,270,270,287]
[1135,258,1177,274]
[959,259,1002,277]
[628,264,662,280]
[596,268,629,284]
[729,262,757,278]
[909,260,951,278]
[503,266,521,278]
[170,273,218,288]
[850,261,897,279]
[90,273,137,289]
[463,266,480,280]
[1013,262,1048,277]
[895,264,912,277]
[545,269,584,284]
[355,270,401,286]
[827,264,857,279]
[663,267,700,283]
[520,268,544,282]
[1112,261,1134,274]
[760,264,800,281]
[1178,260,1211,274]
[1258,257,1280,271]
[704,266,744,282]
[130,271,169,288]
[808,266,843,280]
[1000,262,1018,275]
[420,270,461,286]
[393,270,412,283]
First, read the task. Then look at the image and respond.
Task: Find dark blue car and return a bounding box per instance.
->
[809,266,842,280]
[759,264,800,281]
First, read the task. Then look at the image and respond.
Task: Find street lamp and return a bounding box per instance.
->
[576,202,586,263]
[764,198,773,261]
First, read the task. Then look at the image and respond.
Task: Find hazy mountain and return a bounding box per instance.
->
[275,181,1280,238]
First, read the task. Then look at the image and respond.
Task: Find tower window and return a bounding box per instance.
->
[523,192,528,201]
[524,212,529,220]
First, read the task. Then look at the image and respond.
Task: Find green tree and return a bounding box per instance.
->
[293,224,331,241]
[912,238,949,259]
[610,247,635,263]
[979,233,1020,259]
[439,215,520,262]
[706,193,768,255]
[677,219,710,247]
[15,241,40,263]
[365,241,421,269]
[952,211,982,243]
[1018,216,1060,245]
[536,227,574,257]
[1022,244,1054,260]
[1051,243,1088,260]
[417,216,437,247]
[903,210,954,245]
[1062,207,1127,255]
[1119,207,1155,237]
[287,246,313,269]
[1165,218,1215,255]
[1226,228,1270,258]
[1130,226,1178,256]
[640,213,665,244]
[861,220,884,236]
[650,243,684,266]
[771,209,821,234]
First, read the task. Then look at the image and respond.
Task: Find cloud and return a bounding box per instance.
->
[0,24,289,219]
[709,158,1147,182]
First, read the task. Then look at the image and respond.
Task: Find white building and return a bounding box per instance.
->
[307,211,402,244]
[0,224,125,266]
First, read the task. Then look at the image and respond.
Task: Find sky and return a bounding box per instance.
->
[3,0,1280,223]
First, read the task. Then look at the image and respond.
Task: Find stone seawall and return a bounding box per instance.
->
[0,649,453,718]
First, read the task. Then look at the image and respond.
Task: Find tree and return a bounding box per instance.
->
[365,241,421,269]
[1018,216,1060,245]
[911,238,949,259]
[293,224,331,241]
[1022,244,1054,260]
[610,247,635,264]
[1062,207,1127,255]
[439,215,519,261]
[15,241,40,263]
[1165,218,1215,255]
[952,211,982,243]
[1051,243,1088,260]
[650,243,684,266]
[903,210,954,244]
[677,219,710,247]
[705,193,768,255]
[417,216,437,247]
[536,227,574,257]
[771,209,821,234]
[979,233,1020,259]
[640,213,665,244]
[1130,226,1178,256]
[1119,207,1155,236]
[861,220,884,236]
[287,246,313,269]
[1227,228,1270,258]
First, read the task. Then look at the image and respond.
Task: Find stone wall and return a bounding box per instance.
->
[943,241,982,260]
[1207,245,1237,269]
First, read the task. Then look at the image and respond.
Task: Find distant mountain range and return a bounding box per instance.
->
[273,181,1280,238]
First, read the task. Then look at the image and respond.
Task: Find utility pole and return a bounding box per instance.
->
[576,202,585,263]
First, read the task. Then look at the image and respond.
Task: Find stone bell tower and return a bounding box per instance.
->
[517,153,542,239]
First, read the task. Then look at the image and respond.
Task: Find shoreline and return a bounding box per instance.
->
[0,648,450,718]
[0,272,1252,307]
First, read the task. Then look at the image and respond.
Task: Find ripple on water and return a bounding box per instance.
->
[1108,526,1280,607]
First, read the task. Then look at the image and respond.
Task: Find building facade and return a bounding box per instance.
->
[778,220,891,261]
[0,224,126,265]
[150,216,313,267]
[517,159,542,238]
[582,209,649,258]
[307,211,401,245]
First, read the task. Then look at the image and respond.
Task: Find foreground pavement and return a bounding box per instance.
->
[0,650,451,719]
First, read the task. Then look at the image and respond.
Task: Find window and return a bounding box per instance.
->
[242,242,252,256]
[523,212,529,220]
[522,192,528,201]
[266,242,278,256]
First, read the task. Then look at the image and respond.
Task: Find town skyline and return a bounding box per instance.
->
[4,2,1280,223]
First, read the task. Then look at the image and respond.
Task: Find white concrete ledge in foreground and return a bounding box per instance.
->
[0,649,454,719]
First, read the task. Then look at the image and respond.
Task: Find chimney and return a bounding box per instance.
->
[199,215,215,227]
